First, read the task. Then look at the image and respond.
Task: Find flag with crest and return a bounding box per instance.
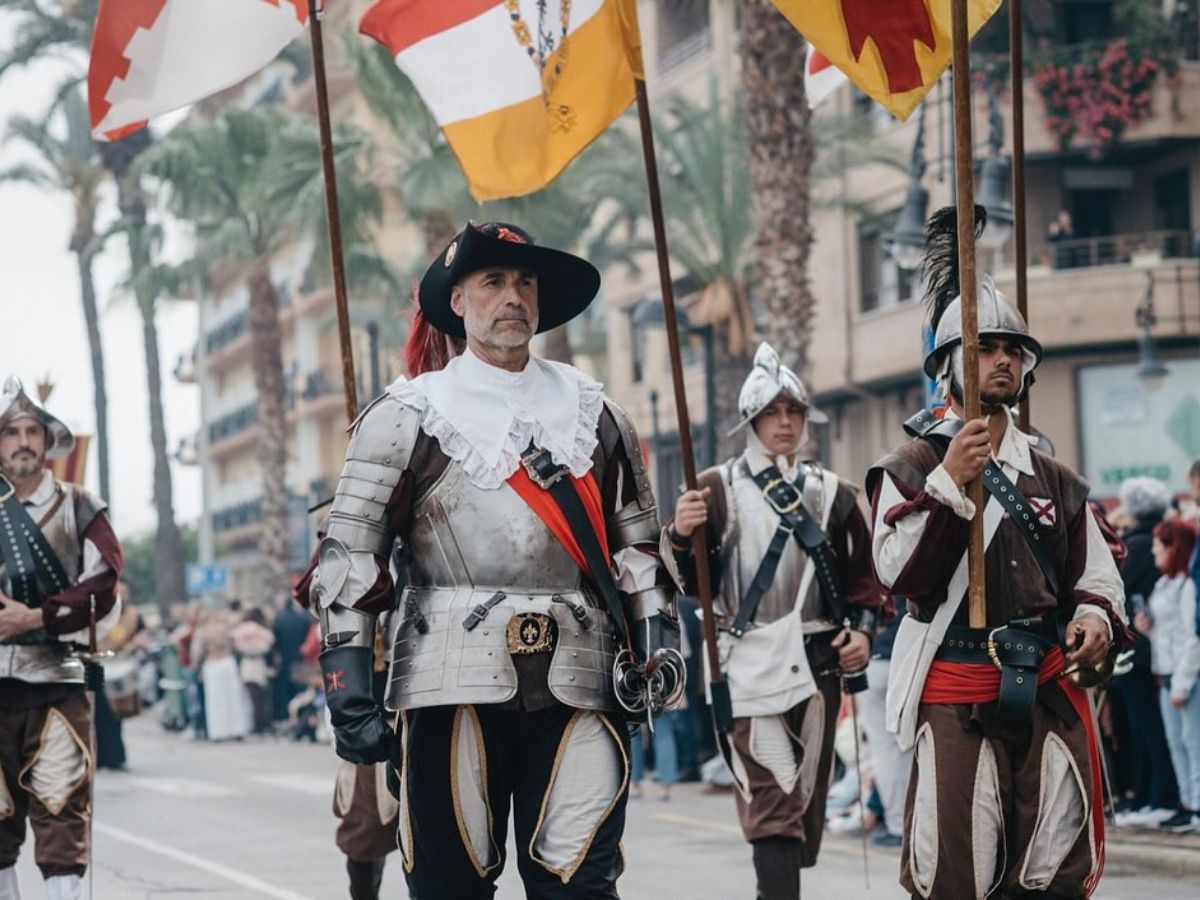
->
[771,0,1002,120]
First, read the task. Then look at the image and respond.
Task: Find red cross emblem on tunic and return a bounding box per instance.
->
[325,669,346,693]
[1029,497,1057,526]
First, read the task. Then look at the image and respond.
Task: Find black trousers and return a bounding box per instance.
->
[399,703,629,900]
[1110,665,1179,809]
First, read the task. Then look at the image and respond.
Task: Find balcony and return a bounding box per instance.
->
[833,231,1200,393]
[205,310,248,356]
[212,498,261,534]
[208,402,258,450]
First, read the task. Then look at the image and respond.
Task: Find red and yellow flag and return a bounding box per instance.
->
[48,434,90,486]
[772,0,1002,120]
[360,0,643,201]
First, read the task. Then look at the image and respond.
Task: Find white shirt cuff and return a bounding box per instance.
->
[924,464,976,520]
[1073,604,1113,640]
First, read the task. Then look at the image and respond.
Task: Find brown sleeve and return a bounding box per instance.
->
[42,511,124,635]
[830,482,882,614]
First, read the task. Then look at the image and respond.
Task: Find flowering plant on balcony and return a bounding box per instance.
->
[1031,39,1180,155]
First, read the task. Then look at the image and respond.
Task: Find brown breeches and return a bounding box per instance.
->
[0,690,92,878]
[900,689,1099,900]
[729,662,841,868]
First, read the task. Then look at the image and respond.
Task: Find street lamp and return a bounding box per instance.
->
[631,298,718,468]
[888,103,928,273]
[1135,271,1169,389]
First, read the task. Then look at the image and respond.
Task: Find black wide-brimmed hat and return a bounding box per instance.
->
[418,222,601,339]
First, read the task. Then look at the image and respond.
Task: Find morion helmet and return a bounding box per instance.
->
[0,376,75,459]
[921,207,1043,401]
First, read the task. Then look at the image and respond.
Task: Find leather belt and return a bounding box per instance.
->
[936,617,1058,724]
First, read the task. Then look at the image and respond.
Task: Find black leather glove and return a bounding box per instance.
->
[320,644,395,765]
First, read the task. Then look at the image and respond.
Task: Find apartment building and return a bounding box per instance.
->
[607,0,1200,503]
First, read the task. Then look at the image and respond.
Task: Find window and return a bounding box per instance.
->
[859,212,916,313]
[656,0,711,72]
[1060,0,1114,45]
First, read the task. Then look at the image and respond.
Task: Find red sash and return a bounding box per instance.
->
[922,647,1105,896]
[505,468,611,575]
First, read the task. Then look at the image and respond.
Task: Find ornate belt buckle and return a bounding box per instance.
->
[520,448,568,489]
[762,478,802,515]
[985,626,1007,673]
[506,613,555,655]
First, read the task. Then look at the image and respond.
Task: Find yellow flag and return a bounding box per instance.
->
[771,0,1003,120]
[361,0,644,201]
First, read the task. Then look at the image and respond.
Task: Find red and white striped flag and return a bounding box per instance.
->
[360,0,642,201]
[88,0,309,140]
[804,44,847,109]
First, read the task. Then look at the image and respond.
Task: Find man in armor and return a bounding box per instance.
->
[867,208,1129,899]
[665,343,881,900]
[311,222,682,899]
[0,377,123,900]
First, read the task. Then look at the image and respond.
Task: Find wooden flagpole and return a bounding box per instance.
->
[1010,0,1031,432]
[951,0,987,628]
[632,77,732,732]
[308,0,359,424]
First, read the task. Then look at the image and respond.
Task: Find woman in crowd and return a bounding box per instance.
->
[232,607,276,735]
[1136,518,1200,833]
[193,607,251,742]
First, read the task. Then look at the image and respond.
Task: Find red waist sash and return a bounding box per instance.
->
[921,645,1105,896]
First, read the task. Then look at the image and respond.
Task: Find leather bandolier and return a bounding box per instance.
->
[0,476,103,684]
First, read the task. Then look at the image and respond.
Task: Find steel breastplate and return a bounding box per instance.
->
[406,461,587,591]
[387,459,617,713]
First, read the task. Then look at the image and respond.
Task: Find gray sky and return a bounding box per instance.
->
[1,15,202,537]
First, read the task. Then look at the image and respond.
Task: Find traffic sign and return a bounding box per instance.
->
[186,563,229,595]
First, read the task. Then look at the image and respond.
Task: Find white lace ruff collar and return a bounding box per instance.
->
[389,349,605,490]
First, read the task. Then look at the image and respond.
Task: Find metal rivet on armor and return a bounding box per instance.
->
[572,652,578,659]
[569,675,576,682]
[486,651,493,657]
[1017,644,1024,651]
[1016,676,1024,684]
[1010,560,1018,569]
[492,674,498,680]
[791,665,800,673]
[573,632,580,638]
[1005,643,1012,649]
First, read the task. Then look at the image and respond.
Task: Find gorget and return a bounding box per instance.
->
[388,348,605,490]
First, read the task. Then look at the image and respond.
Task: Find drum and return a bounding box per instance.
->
[103,657,141,719]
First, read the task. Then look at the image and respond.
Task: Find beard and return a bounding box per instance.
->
[1,450,44,480]
[980,383,1020,411]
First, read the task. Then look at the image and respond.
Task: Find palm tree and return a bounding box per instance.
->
[139,107,389,593]
[737,0,815,375]
[1,87,112,502]
[98,129,189,612]
[651,84,756,460]
[2,0,188,613]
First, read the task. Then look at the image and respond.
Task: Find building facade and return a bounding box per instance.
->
[607,0,1200,502]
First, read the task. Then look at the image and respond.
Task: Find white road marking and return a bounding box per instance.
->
[95,822,316,900]
[124,775,237,799]
[251,773,331,796]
